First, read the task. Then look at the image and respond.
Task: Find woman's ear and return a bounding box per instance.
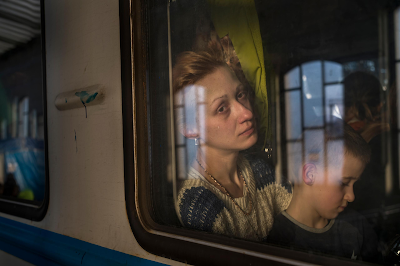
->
[302,163,316,186]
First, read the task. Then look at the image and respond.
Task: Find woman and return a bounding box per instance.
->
[173,42,292,241]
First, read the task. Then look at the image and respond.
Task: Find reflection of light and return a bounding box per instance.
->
[313,106,323,116]
[302,75,307,81]
[332,104,342,119]
[306,93,312,99]
[383,86,387,91]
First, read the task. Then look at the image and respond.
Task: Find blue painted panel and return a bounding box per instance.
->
[0,216,166,266]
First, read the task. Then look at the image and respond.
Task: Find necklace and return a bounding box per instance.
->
[195,158,253,216]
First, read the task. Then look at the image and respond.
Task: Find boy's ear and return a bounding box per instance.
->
[302,163,316,186]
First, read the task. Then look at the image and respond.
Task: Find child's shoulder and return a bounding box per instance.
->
[336,208,372,229]
[266,212,296,243]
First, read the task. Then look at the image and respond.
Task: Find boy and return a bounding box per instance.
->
[267,125,379,262]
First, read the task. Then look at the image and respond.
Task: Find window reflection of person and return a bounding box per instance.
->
[344,72,389,143]
[343,72,389,232]
[174,42,292,241]
[3,173,19,197]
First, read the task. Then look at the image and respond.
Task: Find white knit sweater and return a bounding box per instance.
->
[176,155,292,241]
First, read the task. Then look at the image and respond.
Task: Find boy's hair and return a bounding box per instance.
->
[288,123,371,182]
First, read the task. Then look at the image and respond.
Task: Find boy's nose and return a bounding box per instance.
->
[344,188,355,203]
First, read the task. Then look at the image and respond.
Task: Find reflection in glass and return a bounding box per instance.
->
[285,91,301,140]
[284,66,300,89]
[325,84,344,123]
[286,141,302,183]
[397,64,400,128]
[304,129,325,169]
[0,1,44,204]
[395,8,400,60]
[176,147,187,180]
[144,0,400,262]
[324,61,343,84]
[302,61,323,127]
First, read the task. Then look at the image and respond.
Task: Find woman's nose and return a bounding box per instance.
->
[344,187,355,203]
[236,101,253,123]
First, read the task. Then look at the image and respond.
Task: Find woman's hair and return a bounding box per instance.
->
[173,41,227,94]
[173,41,229,133]
[343,71,382,122]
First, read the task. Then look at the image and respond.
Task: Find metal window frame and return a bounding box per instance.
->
[122,0,369,265]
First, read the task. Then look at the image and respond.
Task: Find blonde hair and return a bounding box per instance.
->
[172,41,226,95]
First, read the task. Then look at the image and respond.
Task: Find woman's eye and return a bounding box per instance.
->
[218,106,226,113]
[237,91,248,99]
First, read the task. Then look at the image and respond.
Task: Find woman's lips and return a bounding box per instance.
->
[239,126,254,136]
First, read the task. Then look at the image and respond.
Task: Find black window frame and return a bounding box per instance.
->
[122,0,384,265]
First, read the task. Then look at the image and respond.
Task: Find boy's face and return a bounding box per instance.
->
[311,154,365,220]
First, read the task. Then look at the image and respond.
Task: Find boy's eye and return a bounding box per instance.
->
[341,182,350,187]
[218,106,226,113]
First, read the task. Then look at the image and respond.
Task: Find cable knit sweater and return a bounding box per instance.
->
[176,155,292,241]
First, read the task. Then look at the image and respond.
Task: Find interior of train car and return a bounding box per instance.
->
[1,0,400,265]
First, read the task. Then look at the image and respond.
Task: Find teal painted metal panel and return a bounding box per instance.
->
[0,216,166,266]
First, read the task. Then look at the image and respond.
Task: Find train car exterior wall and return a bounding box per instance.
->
[0,1,180,265]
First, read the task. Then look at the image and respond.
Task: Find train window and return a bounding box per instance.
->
[0,1,48,220]
[126,0,400,264]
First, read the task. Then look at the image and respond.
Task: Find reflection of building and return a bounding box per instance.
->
[0,1,41,55]
[283,60,347,179]
[0,0,44,202]
[283,60,382,177]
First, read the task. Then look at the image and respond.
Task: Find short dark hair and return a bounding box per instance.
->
[340,123,371,165]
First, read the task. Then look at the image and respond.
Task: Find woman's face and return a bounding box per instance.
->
[192,66,258,152]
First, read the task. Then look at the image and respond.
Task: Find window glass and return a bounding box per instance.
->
[0,0,45,206]
[284,66,300,89]
[301,61,323,128]
[141,0,400,264]
[325,84,344,123]
[324,61,343,84]
[284,90,301,140]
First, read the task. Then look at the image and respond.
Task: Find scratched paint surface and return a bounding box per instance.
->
[75,91,98,118]
[74,129,77,153]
